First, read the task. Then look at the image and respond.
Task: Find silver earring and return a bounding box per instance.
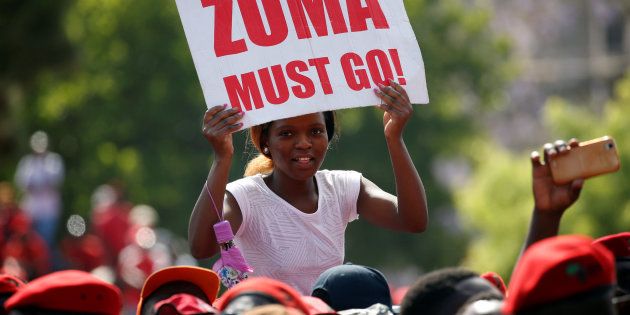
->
[263,147,269,155]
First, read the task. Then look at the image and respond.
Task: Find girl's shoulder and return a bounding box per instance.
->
[227,174,264,190]
[316,169,362,185]
[317,169,362,177]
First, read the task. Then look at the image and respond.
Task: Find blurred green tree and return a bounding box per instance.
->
[6,0,512,272]
[0,0,72,179]
[27,0,218,234]
[455,71,630,279]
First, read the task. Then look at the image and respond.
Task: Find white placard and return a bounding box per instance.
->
[176,0,428,128]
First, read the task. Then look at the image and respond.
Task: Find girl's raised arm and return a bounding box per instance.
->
[189,105,244,259]
[357,80,428,233]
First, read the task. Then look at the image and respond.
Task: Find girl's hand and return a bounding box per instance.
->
[202,104,244,158]
[374,79,412,140]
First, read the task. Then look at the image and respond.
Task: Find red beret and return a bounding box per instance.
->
[154,293,218,314]
[4,270,122,315]
[503,235,616,314]
[138,266,220,314]
[0,274,26,295]
[593,232,630,258]
[215,277,310,315]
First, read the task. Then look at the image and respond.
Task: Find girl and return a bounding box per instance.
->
[189,80,428,294]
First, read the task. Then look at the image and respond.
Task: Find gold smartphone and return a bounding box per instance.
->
[548,136,621,185]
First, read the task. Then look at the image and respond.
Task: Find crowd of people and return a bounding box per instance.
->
[0,177,197,313]
[0,230,628,314]
[1,135,196,314]
[1,82,628,314]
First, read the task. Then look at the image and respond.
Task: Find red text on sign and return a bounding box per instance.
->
[201,0,390,57]
[224,57,333,111]
[341,48,407,91]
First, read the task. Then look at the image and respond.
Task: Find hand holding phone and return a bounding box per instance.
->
[548,136,621,185]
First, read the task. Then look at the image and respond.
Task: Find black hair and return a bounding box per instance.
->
[400,268,483,315]
[323,111,337,142]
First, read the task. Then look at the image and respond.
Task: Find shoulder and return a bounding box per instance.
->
[316,170,363,198]
[317,169,362,183]
[17,154,34,164]
[227,174,262,191]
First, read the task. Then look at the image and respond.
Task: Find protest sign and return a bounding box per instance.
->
[176,0,428,128]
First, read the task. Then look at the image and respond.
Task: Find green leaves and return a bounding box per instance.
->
[455,71,630,280]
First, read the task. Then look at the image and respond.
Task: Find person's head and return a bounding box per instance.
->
[244,111,337,177]
[29,131,48,154]
[3,270,122,315]
[311,264,391,311]
[138,266,220,315]
[503,235,616,315]
[216,277,311,315]
[399,268,502,315]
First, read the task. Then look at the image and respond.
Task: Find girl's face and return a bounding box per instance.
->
[265,113,329,181]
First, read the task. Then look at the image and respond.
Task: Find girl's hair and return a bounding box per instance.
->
[244,111,337,177]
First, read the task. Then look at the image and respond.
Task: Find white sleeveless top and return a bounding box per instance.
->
[226,169,362,294]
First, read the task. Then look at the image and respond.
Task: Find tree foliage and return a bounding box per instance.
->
[456,71,630,278]
[0,0,72,179]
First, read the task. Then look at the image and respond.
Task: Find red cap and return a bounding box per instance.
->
[215,277,311,315]
[4,270,122,315]
[138,266,220,314]
[0,274,26,294]
[154,293,218,315]
[593,232,630,258]
[480,272,507,296]
[503,235,616,314]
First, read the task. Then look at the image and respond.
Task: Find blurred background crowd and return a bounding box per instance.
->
[1,0,630,313]
[1,158,195,313]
